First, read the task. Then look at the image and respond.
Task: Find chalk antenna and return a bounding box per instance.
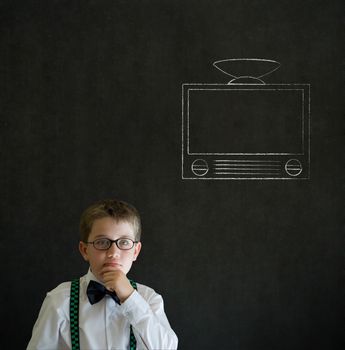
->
[213,58,281,84]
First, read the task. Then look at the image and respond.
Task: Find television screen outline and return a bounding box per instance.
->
[182,83,310,180]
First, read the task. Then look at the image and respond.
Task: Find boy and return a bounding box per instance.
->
[27,199,178,350]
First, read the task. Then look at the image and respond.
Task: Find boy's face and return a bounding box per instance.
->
[79,217,141,282]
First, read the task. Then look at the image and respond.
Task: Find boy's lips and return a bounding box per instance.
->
[104,262,122,268]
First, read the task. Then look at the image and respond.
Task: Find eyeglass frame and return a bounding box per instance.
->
[85,237,139,251]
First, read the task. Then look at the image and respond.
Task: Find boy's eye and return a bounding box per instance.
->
[94,238,110,248]
[118,239,131,247]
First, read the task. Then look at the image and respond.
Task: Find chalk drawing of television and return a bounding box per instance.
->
[182,59,310,180]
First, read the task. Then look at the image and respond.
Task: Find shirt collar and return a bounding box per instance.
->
[85,268,104,285]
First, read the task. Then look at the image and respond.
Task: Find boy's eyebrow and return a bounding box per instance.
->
[92,234,136,239]
[92,234,108,239]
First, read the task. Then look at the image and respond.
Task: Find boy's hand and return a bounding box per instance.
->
[102,268,134,303]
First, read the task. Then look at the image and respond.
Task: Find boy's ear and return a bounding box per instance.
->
[79,241,89,261]
[133,241,142,261]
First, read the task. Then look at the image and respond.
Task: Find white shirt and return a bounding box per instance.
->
[27,269,178,350]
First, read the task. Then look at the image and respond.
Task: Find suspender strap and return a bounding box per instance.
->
[69,278,138,350]
[129,279,138,350]
[70,279,80,350]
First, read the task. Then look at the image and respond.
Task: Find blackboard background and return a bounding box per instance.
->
[0,1,343,349]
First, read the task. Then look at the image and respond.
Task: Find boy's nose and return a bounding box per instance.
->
[107,242,120,257]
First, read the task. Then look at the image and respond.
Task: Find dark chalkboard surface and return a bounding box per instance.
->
[0,1,343,349]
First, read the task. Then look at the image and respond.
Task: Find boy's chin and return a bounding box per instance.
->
[101,266,129,276]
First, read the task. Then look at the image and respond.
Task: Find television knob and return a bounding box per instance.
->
[191,159,209,176]
[285,159,303,177]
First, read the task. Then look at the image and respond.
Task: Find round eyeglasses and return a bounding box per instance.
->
[85,238,138,251]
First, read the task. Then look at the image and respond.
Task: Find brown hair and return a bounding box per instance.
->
[79,199,141,242]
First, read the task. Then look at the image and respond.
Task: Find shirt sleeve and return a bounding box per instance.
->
[121,287,178,350]
[26,291,70,350]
